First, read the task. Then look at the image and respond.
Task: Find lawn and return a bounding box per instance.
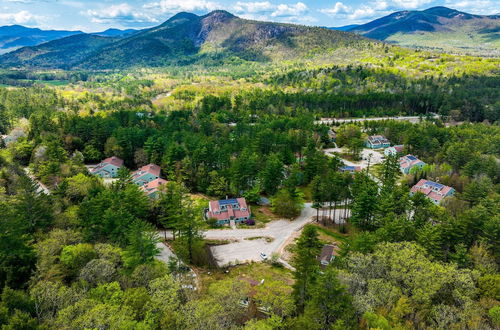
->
[244,205,280,228]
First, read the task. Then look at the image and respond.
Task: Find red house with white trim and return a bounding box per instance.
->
[410,179,455,205]
[206,198,251,225]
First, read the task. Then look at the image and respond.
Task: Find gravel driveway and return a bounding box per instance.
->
[324,147,385,169]
[158,203,348,267]
[209,203,314,266]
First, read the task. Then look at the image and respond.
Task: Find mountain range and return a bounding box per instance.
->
[0,6,498,70]
[344,7,499,56]
[0,11,370,70]
[0,25,137,55]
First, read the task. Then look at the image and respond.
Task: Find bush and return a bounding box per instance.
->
[207,217,219,228]
[245,219,255,226]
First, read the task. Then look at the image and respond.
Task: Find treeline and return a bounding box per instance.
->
[266,65,500,121]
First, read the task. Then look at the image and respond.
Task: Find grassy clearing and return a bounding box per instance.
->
[199,262,293,294]
[312,224,350,244]
[251,205,280,225]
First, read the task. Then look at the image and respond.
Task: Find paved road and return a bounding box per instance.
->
[155,241,176,263]
[315,114,439,125]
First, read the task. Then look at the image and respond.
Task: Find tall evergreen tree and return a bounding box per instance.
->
[301,268,356,329]
[292,225,322,313]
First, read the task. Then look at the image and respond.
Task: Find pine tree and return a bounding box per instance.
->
[292,225,322,313]
[302,268,356,329]
[177,198,204,264]
[14,176,53,233]
[123,220,160,269]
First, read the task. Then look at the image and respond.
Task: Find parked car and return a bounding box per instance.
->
[260,252,268,260]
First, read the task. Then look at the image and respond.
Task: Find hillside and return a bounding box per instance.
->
[0,25,82,55]
[329,25,360,31]
[348,6,500,56]
[0,34,118,69]
[92,28,138,37]
[0,10,374,70]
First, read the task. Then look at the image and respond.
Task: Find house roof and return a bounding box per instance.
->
[399,154,425,169]
[394,145,404,152]
[91,156,123,173]
[132,163,161,178]
[207,198,250,221]
[140,178,168,196]
[411,179,454,203]
[103,156,124,167]
[317,244,337,264]
[368,135,389,144]
[340,165,362,172]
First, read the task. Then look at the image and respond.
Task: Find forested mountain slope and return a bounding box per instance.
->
[0,34,118,70]
[348,6,500,56]
[0,10,378,70]
[0,25,82,55]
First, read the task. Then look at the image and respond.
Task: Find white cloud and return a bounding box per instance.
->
[85,3,158,23]
[232,1,314,24]
[0,10,44,26]
[144,0,220,14]
[391,0,433,9]
[445,0,495,14]
[320,2,351,15]
[348,6,376,19]
[233,1,274,14]
[373,1,389,10]
[271,2,308,17]
[319,0,436,23]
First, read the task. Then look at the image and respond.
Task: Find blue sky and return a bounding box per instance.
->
[0,0,498,31]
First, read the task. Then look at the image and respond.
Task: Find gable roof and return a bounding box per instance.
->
[207,198,250,221]
[91,156,123,173]
[399,154,425,170]
[411,179,455,203]
[368,135,389,144]
[140,178,168,196]
[103,156,124,167]
[394,145,404,152]
[132,163,161,178]
[317,244,337,264]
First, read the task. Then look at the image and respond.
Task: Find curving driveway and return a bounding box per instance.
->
[158,203,349,267]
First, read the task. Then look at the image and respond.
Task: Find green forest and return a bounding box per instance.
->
[0,29,499,330]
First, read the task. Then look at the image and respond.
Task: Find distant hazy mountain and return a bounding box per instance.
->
[92,28,138,37]
[0,25,82,54]
[329,25,360,31]
[348,6,500,56]
[0,34,118,69]
[0,10,372,70]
